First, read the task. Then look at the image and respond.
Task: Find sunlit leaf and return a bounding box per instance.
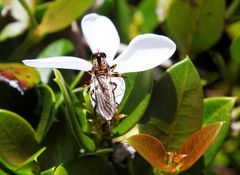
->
[112,71,153,136]
[0,109,40,167]
[53,69,95,152]
[140,58,203,151]
[166,0,225,56]
[127,134,168,172]
[179,122,224,171]
[54,156,117,175]
[226,21,240,39]
[35,0,94,36]
[0,63,40,95]
[40,167,55,175]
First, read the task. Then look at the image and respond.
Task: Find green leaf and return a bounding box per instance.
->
[139,58,203,151]
[112,71,153,136]
[136,0,159,33]
[230,36,240,63]
[37,108,79,170]
[166,0,225,57]
[203,97,236,167]
[40,168,55,175]
[129,0,159,38]
[0,110,40,167]
[54,156,117,175]
[53,69,95,152]
[226,20,240,39]
[38,39,74,58]
[36,84,56,142]
[19,147,46,168]
[35,0,94,36]
[0,63,40,95]
[114,0,131,42]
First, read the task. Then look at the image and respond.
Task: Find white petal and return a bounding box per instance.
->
[112,34,176,73]
[22,57,92,71]
[111,77,126,104]
[81,13,120,63]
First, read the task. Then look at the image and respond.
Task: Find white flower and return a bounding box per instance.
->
[22,13,176,119]
[0,0,35,41]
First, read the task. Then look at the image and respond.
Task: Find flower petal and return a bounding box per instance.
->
[22,57,92,71]
[111,77,126,104]
[81,13,120,63]
[112,34,176,73]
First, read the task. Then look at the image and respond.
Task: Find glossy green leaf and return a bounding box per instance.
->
[112,70,153,136]
[203,97,236,166]
[53,69,95,152]
[0,110,40,167]
[36,0,94,36]
[166,0,225,56]
[54,156,117,175]
[36,84,56,142]
[0,63,40,94]
[230,36,240,63]
[179,122,224,171]
[140,58,203,151]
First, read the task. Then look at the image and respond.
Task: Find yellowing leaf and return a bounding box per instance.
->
[178,122,224,171]
[35,0,94,36]
[0,63,40,94]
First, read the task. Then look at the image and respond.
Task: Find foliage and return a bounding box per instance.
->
[0,0,239,175]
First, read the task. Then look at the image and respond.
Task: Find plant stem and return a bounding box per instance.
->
[18,0,38,29]
[226,0,240,20]
[79,148,113,157]
[70,71,85,90]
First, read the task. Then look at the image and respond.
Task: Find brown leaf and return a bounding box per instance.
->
[127,134,170,172]
[178,122,224,171]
